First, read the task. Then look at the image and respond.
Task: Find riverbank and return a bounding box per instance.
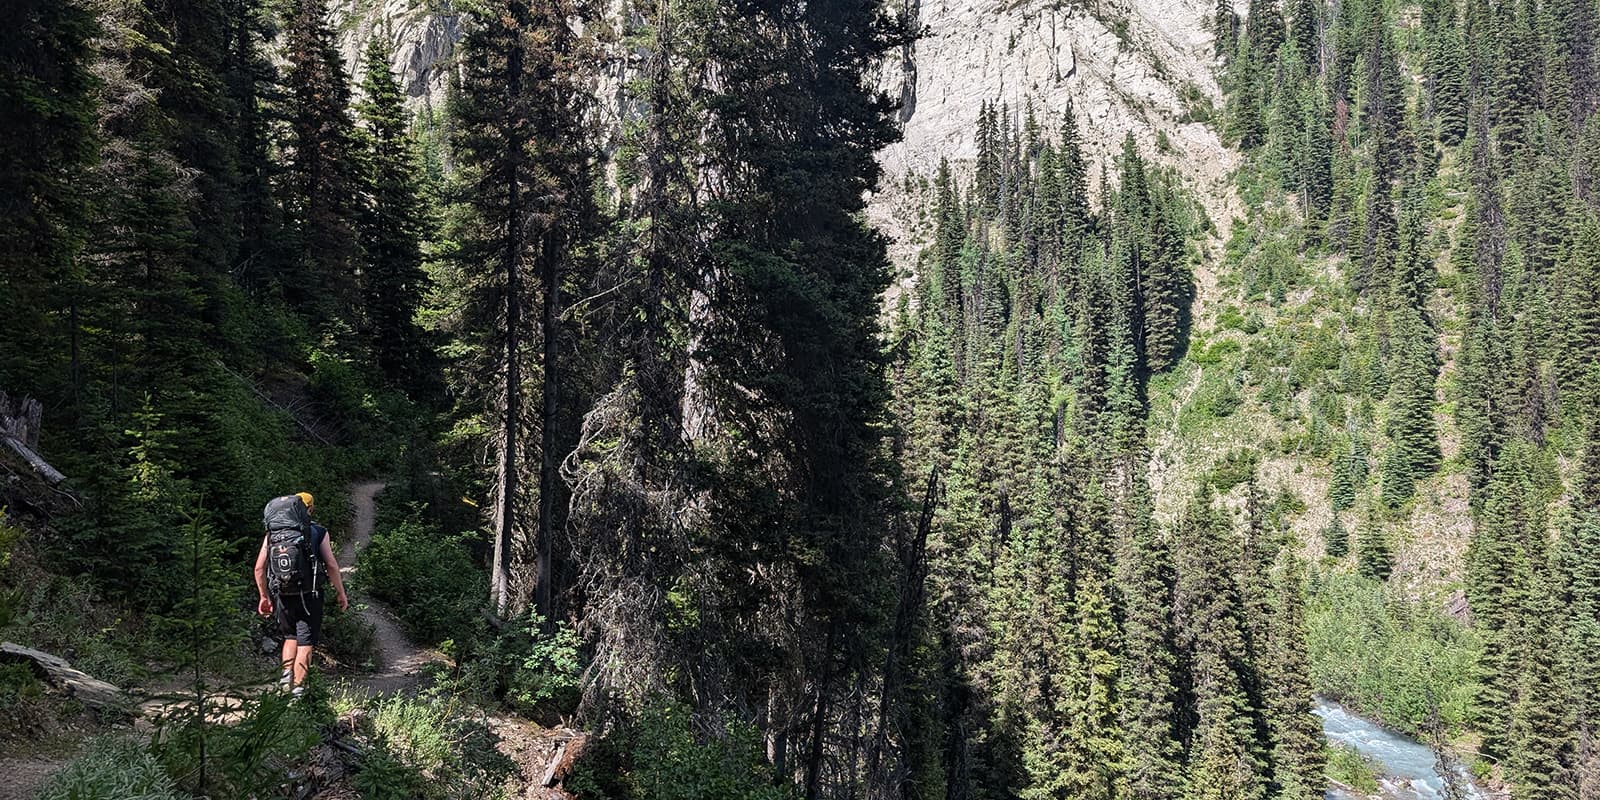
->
[1317,698,1489,800]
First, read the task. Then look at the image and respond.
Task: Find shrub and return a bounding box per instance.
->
[460,612,582,716]
[354,735,432,800]
[320,600,379,671]
[569,700,796,800]
[363,519,485,645]
[1209,449,1260,493]
[37,737,184,800]
[152,685,322,797]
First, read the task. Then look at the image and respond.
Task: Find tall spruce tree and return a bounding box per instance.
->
[355,36,433,392]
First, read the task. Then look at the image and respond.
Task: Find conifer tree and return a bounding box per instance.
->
[1287,0,1319,71]
[1266,554,1326,800]
[1356,517,1391,580]
[354,36,433,392]
[1381,306,1441,507]
[1175,488,1267,800]
[0,0,97,396]
[282,0,363,328]
[448,0,596,618]
[1119,496,1184,800]
[1507,576,1578,800]
[1324,514,1350,558]
[1430,27,1470,145]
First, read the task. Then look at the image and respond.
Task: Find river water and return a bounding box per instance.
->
[1316,698,1489,800]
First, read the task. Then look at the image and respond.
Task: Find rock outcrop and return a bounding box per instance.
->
[870,0,1239,271]
[327,0,460,111]
[325,0,1239,264]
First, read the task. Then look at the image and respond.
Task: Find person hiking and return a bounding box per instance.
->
[253,491,348,695]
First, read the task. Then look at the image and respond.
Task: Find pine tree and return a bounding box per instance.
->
[1119,497,1184,800]
[1324,514,1350,558]
[448,0,596,618]
[354,35,433,392]
[1246,0,1286,64]
[1216,0,1241,57]
[281,0,363,329]
[1329,435,1368,510]
[1265,554,1326,800]
[1175,488,1267,800]
[1356,517,1391,580]
[1287,0,1319,71]
[0,0,97,396]
[1430,27,1470,145]
[1381,306,1441,507]
[1507,575,1578,800]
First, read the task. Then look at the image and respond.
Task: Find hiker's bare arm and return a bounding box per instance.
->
[319,536,349,611]
[254,536,271,615]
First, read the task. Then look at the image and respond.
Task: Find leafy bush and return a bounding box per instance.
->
[320,599,379,671]
[569,700,796,800]
[354,734,433,800]
[37,736,184,800]
[460,612,582,716]
[1306,569,1481,734]
[363,519,485,645]
[1208,449,1261,493]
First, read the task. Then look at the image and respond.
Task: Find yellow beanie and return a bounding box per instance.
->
[296,491,315,510]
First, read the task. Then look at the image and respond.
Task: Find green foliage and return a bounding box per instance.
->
[569,700,797,800]
[1209,448,1262,492]
[1355,520,1392,581]
[363,518,485,646]
[36,737,184,800]
[1323,515,1350,559]
[460,612,582,715]
[1306,570,1480,733]
[354,734,435,800]
[358,690,515,798]
[150,509,246,674]
[1325,744,1380,793]
[151,686,322,797]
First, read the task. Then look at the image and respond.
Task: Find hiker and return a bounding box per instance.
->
[253,491,349,694]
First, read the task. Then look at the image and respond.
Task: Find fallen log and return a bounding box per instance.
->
[2,435,66,486]
[541,732,587,787]
[0,642,128,713]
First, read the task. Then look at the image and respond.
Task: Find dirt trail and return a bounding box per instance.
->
[342,481,447,694]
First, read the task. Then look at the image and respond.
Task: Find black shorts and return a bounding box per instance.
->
[273,592,324,647]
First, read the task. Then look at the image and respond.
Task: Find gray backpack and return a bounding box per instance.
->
[264,495,319,596]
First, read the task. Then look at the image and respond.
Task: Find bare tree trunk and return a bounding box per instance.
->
[536,230,560,625]
[804,630,836,800]
[868,467,939,793]
[490,11,527,619]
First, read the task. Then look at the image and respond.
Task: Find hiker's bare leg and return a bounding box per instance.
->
[293,645,314,686]
[280,640,298,681]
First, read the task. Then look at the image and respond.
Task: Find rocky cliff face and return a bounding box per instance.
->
[328,0,460,112]
[329,0,1237,227]
[873,0,1240,269]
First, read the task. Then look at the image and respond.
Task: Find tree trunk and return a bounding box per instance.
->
[536,228,560,625]
[490,11,527,618]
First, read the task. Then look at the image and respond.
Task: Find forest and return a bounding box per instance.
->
[1,0,1598,795]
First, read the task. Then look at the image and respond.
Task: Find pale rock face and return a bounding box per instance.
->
[327,0,460,112]
[870,0,1240,278]
[329,0,1238,259]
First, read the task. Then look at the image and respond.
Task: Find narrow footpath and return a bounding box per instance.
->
[341,481,446,694]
